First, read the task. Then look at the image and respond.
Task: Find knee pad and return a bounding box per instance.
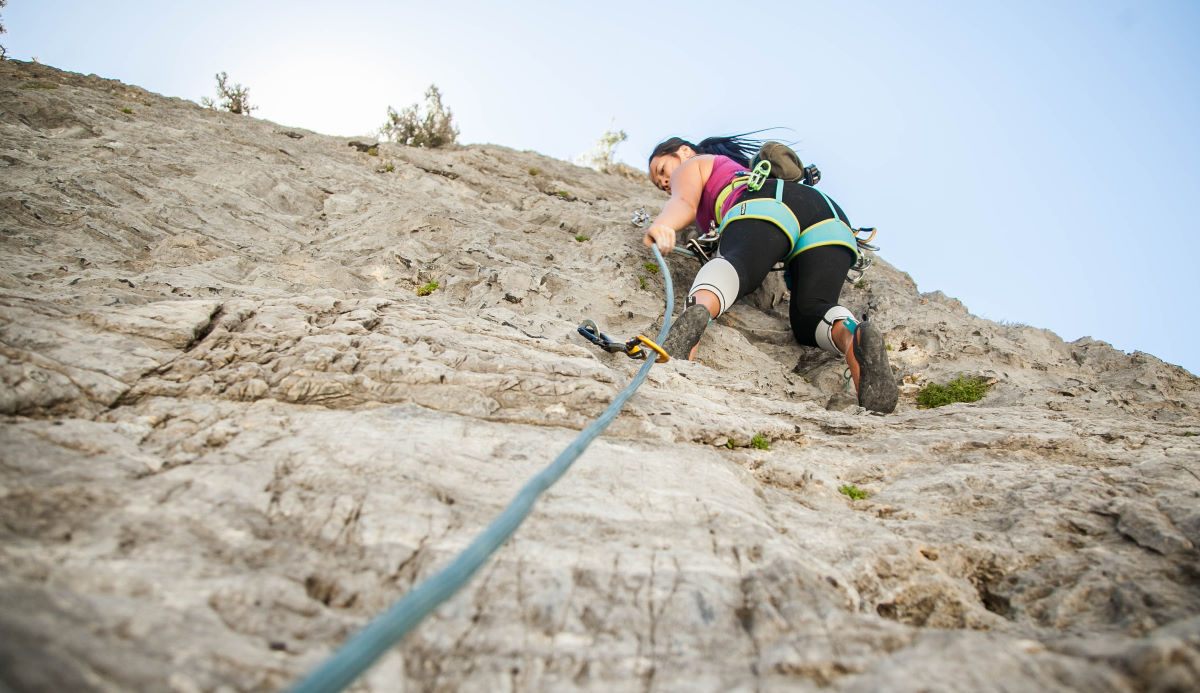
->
[690,257,740,317]
[816,306,857,355]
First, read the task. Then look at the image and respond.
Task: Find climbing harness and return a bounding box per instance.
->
[577,319,669,362]
[630,153,877,284]
[640,161,880,284]
[720,178,861,265]
[722,172,878,288]
[286,246,675,693]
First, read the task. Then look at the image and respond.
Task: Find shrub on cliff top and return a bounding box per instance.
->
[1,0,8,60]
[200,72,254,115]
[379,84,459,148]
[577,121,628,173]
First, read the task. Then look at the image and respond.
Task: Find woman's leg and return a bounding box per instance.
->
[689,180,839,324]
[714,218,792,305]
[662,218,790,359]
[787,245,855,349]
[788,246,897,412]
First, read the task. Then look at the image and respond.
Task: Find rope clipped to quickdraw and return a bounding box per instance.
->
[285,244,674,693]
[576,320,668,363]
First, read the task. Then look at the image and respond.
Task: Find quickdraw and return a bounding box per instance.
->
[577,319,669,363]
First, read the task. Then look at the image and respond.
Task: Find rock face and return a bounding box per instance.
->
[2,60,1198,692]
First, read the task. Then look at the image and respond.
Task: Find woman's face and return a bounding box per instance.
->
[648,145,696,193]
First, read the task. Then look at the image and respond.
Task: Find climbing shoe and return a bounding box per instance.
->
[853,321,899,414]
[661,302,712,360]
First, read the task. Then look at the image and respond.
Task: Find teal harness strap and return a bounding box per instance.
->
[789,219,860,259]
[812,184,841,221]
[716,179,859,264]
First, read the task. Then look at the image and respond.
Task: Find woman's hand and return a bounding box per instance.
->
[643,157,706,254]
[643,224,676,253]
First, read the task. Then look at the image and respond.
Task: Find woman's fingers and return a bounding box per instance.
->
[643,224,675,253]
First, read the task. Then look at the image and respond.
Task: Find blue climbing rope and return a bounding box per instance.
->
[286,244,674,693]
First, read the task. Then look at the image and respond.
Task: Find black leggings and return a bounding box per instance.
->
[715,182,855,347]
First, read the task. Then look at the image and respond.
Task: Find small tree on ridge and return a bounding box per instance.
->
[1,0,8,60]
[379,84,459,148]
[200,71,254,115]
[577,120,629,173]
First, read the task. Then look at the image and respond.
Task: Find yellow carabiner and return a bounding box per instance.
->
[633,335,669,363]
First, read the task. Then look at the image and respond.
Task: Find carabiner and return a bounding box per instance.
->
[577,320,626,353]
[854,226,877,244]
[626,335,669,363]
[746,160,771,192]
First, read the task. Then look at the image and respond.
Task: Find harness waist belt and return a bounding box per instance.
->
[712,175,750,224]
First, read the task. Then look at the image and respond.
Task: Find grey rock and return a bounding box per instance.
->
[826,391,859,412]
[2,60,1199,693]
[1115,500,1195,555]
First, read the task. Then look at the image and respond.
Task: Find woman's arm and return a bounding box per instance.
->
[643,157,709,253]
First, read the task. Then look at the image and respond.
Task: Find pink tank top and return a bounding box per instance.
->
[696,155,749,233]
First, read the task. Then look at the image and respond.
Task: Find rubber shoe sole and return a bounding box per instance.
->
[853,322,898,414]
[661,303,711,360]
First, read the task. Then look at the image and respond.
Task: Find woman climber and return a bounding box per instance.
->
[644,133,899,414]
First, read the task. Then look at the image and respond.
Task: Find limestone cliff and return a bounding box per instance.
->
[2,60,1198,692]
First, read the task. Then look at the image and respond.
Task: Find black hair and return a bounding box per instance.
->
[647,130,778,169]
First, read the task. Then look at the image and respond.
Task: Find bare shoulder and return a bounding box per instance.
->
[676,155,714,184]
[690,154,715,174]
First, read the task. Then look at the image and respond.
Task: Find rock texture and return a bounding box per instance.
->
[2,60,1198,692]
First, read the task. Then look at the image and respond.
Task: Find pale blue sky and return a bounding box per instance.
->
[7,1,1200,375]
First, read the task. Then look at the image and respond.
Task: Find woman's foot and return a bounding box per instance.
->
[848,321,898,413]
[661,302,712,360]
